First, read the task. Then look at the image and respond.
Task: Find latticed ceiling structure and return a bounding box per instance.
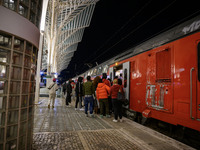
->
[42,0,99,74]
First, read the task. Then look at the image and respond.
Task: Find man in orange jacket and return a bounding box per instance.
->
[96,79,110,118]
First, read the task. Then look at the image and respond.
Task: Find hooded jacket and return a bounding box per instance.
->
[96,83,110,100]
[102,79,111,87]
[110,84,124,99]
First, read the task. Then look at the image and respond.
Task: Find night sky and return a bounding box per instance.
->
[59,0,200,80]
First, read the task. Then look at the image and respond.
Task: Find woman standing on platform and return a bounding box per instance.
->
[96,79,110,118]
[110,79,124,122]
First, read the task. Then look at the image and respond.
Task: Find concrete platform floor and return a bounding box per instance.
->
[33,97,194,150]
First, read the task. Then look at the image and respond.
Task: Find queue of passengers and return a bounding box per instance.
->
[63,73,125,123]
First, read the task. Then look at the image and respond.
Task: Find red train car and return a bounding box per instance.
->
[108,16,200,132]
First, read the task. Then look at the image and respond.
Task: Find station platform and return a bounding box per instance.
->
[33,98,194,150]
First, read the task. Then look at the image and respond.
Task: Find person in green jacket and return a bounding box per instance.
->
[83,76,95,117]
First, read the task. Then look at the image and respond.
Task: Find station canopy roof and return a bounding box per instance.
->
[42,0,99,74]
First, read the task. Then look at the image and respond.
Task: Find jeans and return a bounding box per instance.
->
[84,96,94,114]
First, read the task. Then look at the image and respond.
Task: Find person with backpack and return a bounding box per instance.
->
[48,78,59,109]
[96,79,110,118]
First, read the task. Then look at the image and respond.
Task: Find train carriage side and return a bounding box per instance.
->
[108,31,200,132]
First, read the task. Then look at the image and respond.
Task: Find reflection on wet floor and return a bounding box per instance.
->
[34,98,111,132]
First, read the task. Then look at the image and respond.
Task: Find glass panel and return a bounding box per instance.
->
[31,47,37,70]
[20,0,29,5]
[28,107,33,118]
[21,95,28,107]
[13,52,23,66]
[8,96,19,109]
[29,94,34,106]
[10,81,20,94]
[3,0,17,11]
[0,65,8,79]
[0,112,5,126]
[0,128,4,142]
[0,81,8,94]
[6,136,17,148]
[25,42,32,55]
[30,12,35,24]
[19,4,28,18]
[19,135,26,149]
[11,66,21,80]
[20,109,27,121]
[19,122,27,136]
[31,0,36,12]
[14,38,24,52]
[7,110,18,125]
[23,68,30,80]
[30,69,35,81]
[24,56,31,68]
[0,34,12,48]
[0,96,6,110]
[0,48,10,63]
[22,82,29,94]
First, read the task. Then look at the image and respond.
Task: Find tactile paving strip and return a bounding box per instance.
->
[33,129,140,150]
[33,132,84,150]
[80,129,140,150]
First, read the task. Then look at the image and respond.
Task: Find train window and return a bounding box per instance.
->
[124,69,127,88]
[198,42,200,81]
[156,49,171,81]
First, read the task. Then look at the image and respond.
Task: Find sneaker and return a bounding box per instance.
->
[66,105,71,108]
[90,114,94,118]
[79,108,84,111]
[48,105,50,109]
[120,119,123,122]
[113,119,118,123]
[75,108,78,110]
[100,115,103,118]
[106,115,111,118]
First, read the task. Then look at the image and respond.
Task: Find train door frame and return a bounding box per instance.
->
[196,41,200,120]
[123,62,130,108]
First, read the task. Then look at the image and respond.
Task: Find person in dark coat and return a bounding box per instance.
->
[62,81,67,95]
[66,79,72,107]
[75,77,84,110]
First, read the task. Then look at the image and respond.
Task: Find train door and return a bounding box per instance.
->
[196,42,200,120]
[123,62,130,107]
[146,47,173,113]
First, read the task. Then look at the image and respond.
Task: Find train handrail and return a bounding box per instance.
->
[190,67,195,120]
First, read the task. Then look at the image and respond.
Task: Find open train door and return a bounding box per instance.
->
[123,62,130,108]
